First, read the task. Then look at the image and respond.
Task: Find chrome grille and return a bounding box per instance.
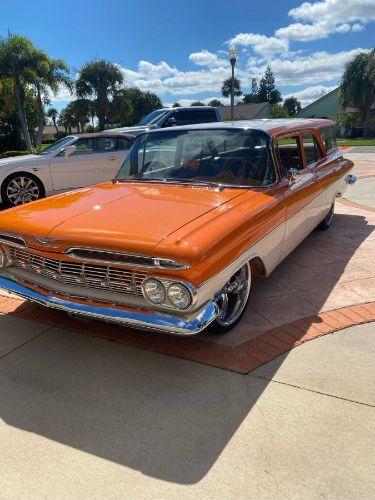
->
[9,247,147,296]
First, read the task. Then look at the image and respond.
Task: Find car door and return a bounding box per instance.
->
[49,136,121,191]
[274,133,322,258]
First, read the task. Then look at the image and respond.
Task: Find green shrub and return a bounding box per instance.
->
[0,150,30,159]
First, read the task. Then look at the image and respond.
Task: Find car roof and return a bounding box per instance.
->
[145,118,335,136]
[72,131,135,140]
[156,106,218,111]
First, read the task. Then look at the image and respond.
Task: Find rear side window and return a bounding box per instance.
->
[275,136,303,176]
[193,109,218,123]
[302,134,323,165]
[320,126,337,151]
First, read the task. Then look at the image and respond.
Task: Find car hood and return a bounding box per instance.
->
[0,154,42,166]
[0,182,246,255]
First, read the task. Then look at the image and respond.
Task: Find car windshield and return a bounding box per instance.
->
[116,129,276,187]
[39,136,75,155]
[137,110,169,126]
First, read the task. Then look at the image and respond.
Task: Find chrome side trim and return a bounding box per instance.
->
[65,247,189,270]
[0,276,218,335]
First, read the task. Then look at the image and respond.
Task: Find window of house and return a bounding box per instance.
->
[302,133,323,165]
[275,136,303,176]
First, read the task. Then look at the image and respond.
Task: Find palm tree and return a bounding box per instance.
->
[70,98,91,133]
[221,77,242,98]
[76,60,123,129]
[339,49,375,137]
[58,105,78,134]
[0,34,37,150]
[47,107,59,133]
[32,51,72,146]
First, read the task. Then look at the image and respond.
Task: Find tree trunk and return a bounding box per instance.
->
[363,107,370,137]
[53,118,59,134]
[36,85,45,148]
[14,78,32,150]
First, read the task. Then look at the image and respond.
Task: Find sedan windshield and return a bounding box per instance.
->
[137,110,169,126]
[116,129,276,187]
[39,136,75,155]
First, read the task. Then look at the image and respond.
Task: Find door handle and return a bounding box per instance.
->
[106,156,117,160]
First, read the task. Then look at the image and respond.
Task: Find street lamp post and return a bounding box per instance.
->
[229,44,237,121]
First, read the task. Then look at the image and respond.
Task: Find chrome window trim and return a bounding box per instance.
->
[65,247,190,270]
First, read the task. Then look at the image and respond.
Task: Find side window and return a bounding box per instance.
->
[173,110,196,126]
[275,136,303,176]
[74,138,95,155]
[117,137,131,150]
[194,110,218,123]
[302,133,323,165]
[94,137,117,152]
[320,126,337,151]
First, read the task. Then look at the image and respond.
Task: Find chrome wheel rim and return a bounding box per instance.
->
[6,177,40,205]
[216,263,251,327]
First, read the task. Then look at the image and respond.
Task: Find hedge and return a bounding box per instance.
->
[0,150,30,159]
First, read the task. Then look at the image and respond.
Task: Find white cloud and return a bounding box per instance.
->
[250,48,367,86]
[189,50,227,68]
[165,97,233,107]
[49,85,73,103]
[276,0,375,41]
[282,85,337,107]
[228,33,289,55]
[289,0,375,24]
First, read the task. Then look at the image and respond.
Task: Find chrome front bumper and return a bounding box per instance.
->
[0,276,218,335]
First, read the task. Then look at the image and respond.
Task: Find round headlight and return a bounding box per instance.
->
[167,283,192,309]
[142,278,166,304]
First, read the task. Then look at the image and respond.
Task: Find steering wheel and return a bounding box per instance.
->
[219,158,263,184]
[141,160,167,175]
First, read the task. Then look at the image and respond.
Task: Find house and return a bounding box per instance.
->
[219,102,271,121]
[296,88,375,136]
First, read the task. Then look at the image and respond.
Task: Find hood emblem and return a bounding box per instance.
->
[31,235,61,250]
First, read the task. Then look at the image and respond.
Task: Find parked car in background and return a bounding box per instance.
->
[107,106,221,135]
[0,119,356,335]
[0,132,134,207]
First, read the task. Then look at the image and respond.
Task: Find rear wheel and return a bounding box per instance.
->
[207,263,252,334]
[2,173,45,207]
[318,201,335,230]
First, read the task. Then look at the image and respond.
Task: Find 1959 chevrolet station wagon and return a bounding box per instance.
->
[0,119,356,335]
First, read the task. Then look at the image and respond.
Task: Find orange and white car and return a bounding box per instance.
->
[0,119,356,335]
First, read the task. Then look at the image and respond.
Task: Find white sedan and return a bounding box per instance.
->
[0,132,133,207]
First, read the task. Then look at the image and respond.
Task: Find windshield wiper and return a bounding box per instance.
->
[113,177,225,190]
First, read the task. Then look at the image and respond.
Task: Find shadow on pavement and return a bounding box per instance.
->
[0,211,373,484]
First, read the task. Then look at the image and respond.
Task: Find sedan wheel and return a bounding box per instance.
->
[208,263,252,334]
[2,175,44,207]
[318,201,335,230]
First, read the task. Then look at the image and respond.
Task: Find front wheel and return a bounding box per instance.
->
[318,201,335,230]
[208,263,252,334]
[1,173,45,207]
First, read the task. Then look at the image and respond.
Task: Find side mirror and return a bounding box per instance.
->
[288,167,301,180]
[164,116,177,127]
[64,145,76,157]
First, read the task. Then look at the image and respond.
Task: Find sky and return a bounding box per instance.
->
[1,0,374,111]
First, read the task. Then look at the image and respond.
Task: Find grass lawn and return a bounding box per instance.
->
[38,143,53,152]
[337,138,375,146]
